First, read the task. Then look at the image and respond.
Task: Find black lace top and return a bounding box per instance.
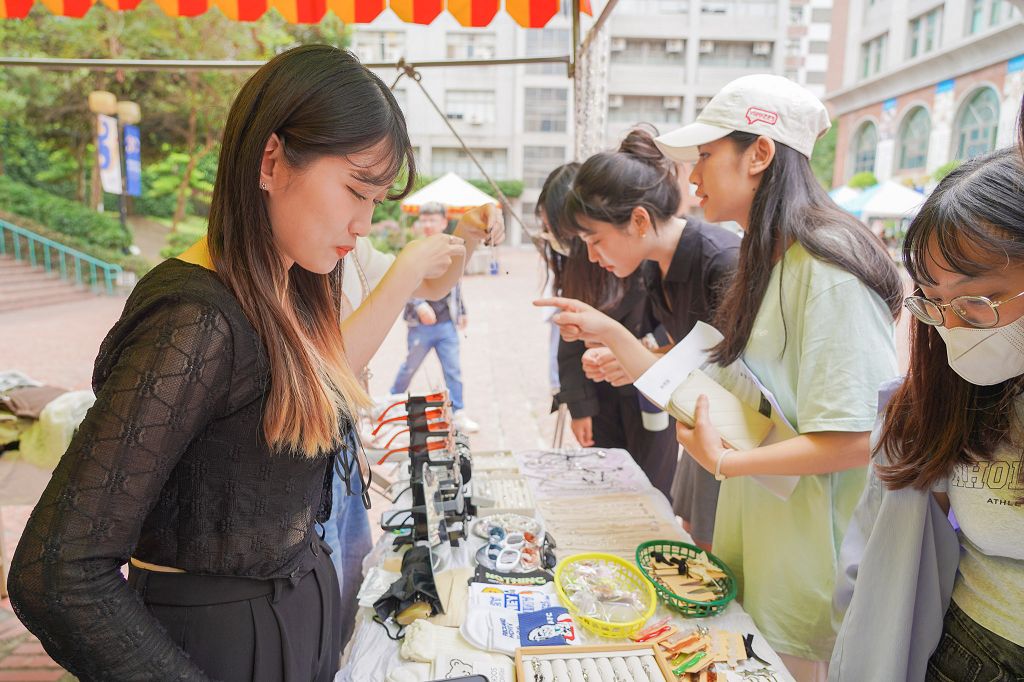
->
[9,259,338,680]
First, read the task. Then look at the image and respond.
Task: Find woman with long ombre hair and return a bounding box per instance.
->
[8,45,497,681]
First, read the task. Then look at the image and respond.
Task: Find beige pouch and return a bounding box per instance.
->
[668,368,773,451]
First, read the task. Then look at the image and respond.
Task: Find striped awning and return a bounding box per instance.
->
[2,0,589,26]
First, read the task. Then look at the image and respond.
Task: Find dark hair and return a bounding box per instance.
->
[207,44,415,456]
[709,132,903,365]
[877,147,1024,492]
[565,128,681,236]
[1019,93,1023,159]
[537,163,625,309]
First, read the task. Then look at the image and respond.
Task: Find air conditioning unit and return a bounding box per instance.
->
[665,39,684,53]
[753,41,772,55]
[611,38,627,52]
[663,96,681,109]
[699,40,715,54]
[608,95,624,108]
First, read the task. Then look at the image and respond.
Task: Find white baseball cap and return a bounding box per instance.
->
[655,74,831,163]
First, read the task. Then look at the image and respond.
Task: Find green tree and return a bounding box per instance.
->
[848,171,878,189]
[810,119,838,189]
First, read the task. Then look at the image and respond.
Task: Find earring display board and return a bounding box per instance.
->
[537,492,685,561]
[515,643,675,682]
[518,448,651,499]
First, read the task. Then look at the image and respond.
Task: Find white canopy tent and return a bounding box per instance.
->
[401,173,499,219]
[860,181,926,221]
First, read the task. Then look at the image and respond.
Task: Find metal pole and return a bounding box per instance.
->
[579,0,621,56]
[117,116,129,244]
[570,0,581,79]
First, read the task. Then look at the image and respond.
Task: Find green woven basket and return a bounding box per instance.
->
[635,540,737,618]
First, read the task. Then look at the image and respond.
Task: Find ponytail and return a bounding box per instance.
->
[566,127,681,233]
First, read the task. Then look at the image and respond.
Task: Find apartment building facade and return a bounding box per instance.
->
[352,0,833,241]
[826,0,1024,189]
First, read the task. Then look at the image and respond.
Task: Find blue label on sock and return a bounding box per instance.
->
[518,608,577,647]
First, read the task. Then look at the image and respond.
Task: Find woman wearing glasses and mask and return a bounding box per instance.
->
[536,162,681,498]
[832,146,1024,681]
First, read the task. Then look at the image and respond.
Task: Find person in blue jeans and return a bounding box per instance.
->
[390,201,479,432]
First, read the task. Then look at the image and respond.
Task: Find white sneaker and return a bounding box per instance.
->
[453,409,480,434]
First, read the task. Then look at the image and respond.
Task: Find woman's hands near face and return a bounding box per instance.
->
[454,204,505,246]
[399,233,466,282]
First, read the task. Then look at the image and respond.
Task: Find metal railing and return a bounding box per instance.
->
[0,218,123,295]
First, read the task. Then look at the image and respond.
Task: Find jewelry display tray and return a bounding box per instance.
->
[515,643,675,682]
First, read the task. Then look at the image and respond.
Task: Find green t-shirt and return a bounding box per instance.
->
[711,242,899,661]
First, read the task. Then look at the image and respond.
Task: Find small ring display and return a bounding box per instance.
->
[495,548,521,572]
[504,532,525,549]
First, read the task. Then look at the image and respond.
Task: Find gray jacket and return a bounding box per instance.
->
[829,378,960,682]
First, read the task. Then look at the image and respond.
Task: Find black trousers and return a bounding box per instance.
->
[128,542,341,682]
[590,381,679,500]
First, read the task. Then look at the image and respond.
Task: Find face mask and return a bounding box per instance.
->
[934,315,1024,385]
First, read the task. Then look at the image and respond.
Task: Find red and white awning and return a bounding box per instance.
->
[1,0,590,27]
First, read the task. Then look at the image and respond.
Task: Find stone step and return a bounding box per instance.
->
[0,287,97,314]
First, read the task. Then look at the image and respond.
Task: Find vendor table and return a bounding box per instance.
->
[338,448,794,682]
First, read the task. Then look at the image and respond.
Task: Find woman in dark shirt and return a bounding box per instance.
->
[537,163,679,497]
[536,129,739,549]
[7,45,497,681]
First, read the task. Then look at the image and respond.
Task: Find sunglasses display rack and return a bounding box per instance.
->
[378,392,476,549]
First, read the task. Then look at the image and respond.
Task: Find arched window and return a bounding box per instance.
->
[955,87,999,160]
[852,121,878,175]
[898,106,931,170]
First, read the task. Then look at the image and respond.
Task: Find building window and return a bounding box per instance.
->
[523,146,566,187]
[810,7,831,22]
[955,87,1000,160]
[968,0,1017,33]
[524,87,569,133]
[809,40,829,54]
[859,33,887,79]
[701,0,777,17]
[607,95,683,125]
[352,31,405,63]
[526,29,570,75]
[611,38,686,66]
[698,41,773,68]
[852,121,878,175]
[617,0,689,14]
[432,147,508,180]
[897,107,931,171]
[445,90,496,125]
[446,32,496,60]
[908,6,942,58]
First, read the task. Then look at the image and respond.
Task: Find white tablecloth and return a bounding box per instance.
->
[339,448,794,682]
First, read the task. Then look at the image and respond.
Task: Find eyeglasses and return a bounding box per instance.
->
[534,230,571,257]
[904,289,1024,329]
